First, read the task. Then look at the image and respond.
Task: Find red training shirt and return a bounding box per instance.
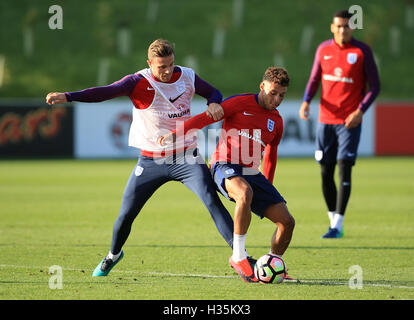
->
[172,93,283,183]
[303,38,380,124]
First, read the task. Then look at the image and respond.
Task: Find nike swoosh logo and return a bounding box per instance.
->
[169,92,185,103]
[147,87,154,90]
[243,112,254,116]
[324,55,332,60]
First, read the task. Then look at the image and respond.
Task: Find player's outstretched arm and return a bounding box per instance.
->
[158,112,215,147]
[47,75,138,105]
[194,74,224,121]
[158,102,230,147]
[158,132,176,146]
[206,103,224,121]
[46,92,67,105]
[158,98,238,147]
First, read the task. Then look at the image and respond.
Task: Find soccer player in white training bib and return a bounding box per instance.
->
[46,39,236,277]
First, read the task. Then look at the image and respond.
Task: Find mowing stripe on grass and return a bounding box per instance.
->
[1,264,413,290]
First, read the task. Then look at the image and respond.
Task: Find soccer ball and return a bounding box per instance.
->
[254,254,286,284]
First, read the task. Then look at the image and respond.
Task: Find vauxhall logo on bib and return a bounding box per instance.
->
[347,53,357,64]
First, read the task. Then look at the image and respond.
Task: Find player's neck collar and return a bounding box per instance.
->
[254,93,259,105]
[333,37,354,49]
[256,93,267,110]
[151,66,182,83]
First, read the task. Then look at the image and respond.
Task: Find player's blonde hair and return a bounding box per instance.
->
[148,39,175,61]
[263,67,290,87]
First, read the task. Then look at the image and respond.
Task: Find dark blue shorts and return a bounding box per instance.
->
[211,163,286,219]
[315,123,361,165]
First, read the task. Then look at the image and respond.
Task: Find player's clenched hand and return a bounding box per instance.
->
[46,92,67,105]
[345,109,363,129]
[206,103,224,121]
[157,132,176,146]
[299,101,310,120]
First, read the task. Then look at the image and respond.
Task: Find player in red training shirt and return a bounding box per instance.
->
[160,67,295,283]
[299,10,380,239]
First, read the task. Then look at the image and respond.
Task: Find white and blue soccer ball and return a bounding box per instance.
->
[254,254,286,284]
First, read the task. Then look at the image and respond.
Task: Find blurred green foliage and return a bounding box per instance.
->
[0,0,413,99]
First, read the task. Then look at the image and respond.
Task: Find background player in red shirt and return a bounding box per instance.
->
[299,10,380,238]
[160,67,295,283]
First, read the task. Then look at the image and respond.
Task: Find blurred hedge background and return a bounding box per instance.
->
[1,0,413,100]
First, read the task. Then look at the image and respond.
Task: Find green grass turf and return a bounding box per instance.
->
[0,157,413,300]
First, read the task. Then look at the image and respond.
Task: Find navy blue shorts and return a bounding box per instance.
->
[211,163,286,219]
[315,123,361,165]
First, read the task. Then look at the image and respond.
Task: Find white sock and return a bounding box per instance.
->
[332,213,344,231]
[328,211,336,228]
[232,233,247,262]
[107,251,122,261]
[269,249,282,259]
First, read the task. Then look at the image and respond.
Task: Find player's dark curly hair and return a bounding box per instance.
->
[334,9,353,20]
[148,39,175,60]
[263,67,290,87]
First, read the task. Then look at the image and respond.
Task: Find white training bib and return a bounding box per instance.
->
[128,66,197,152]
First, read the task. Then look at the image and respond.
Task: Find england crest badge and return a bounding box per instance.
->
[347,52,357,64]
[267,119,275,132]
[135,165,144,176]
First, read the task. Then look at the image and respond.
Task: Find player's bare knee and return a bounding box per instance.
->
[277,210,295,232]
[239,185,253,206]
[285,214,295,231]
[230,184,253,206]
